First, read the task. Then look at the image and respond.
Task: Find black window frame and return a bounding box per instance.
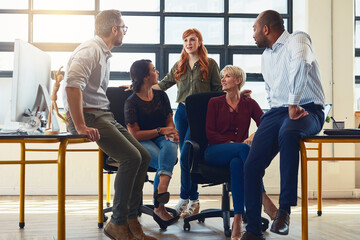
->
[0,0,293,82]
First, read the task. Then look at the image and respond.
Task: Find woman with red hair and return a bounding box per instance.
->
[153,28,222,218]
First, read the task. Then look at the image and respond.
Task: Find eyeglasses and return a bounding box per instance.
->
[116,25,128,33]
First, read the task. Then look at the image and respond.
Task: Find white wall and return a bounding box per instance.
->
[305,0,357,198]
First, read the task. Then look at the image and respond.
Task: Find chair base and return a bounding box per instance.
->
[183,208,234,237]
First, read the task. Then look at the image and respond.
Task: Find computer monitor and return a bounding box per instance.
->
[10,39,59,131]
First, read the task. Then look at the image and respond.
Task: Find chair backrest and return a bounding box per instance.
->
[106,86,134,126]
[103,86,158,173]
[103,87,133,172]
[185,91,226,159]
[185,91,231,184]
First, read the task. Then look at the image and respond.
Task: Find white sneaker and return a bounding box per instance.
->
[174,198,189,216]
[181,199,200,218]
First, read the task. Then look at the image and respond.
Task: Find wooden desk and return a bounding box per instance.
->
[300,135,360,240]
[0,133,103,240]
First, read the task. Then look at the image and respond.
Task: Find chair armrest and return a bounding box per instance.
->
[185,139,201,173]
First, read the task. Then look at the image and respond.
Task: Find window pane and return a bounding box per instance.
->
[356,0,360,16]
[242,82,269,109]
[355,57,360,75]
[33,15,94,43]
[100,0,160,11]
[229,18,256,45]
[110,53,156,72]
[108,80,131,87]
[229,0,288,14]
[165,17,224,45]
[0,14,28,42]
[356,21,360,48]
[233,54,262,73]
[122,16,159,44]
[0,1,28,9]
[33,0,94,10]
[229,18,287,45]
[0,52,14,71]
[46,52,72,72]
[356,84,360,110]
[165,0,223,13]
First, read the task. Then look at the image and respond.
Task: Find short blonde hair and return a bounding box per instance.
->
[220,65,246,90]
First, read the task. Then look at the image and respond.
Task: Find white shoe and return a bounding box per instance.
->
[174,198,189,216]
[181,199,200,218]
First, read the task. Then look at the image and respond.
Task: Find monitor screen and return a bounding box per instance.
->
[11,39,51,123]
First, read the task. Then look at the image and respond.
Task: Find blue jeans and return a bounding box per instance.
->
[175,103,199,200]
[244,103,325,236]
[205,142,250,214]
[140,136,178,195]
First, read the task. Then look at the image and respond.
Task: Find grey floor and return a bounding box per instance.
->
[0,195,360,239]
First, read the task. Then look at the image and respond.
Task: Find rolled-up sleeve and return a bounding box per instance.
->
[288,33,313,105]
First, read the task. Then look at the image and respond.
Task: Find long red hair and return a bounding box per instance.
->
[174,28,209,81]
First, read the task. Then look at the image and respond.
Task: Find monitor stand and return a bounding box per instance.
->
[32,84,60,134]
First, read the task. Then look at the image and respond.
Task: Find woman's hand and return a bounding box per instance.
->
[160,127,178,136]
[165,133,179,142]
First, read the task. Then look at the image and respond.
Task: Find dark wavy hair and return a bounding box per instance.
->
[130,59,152,92]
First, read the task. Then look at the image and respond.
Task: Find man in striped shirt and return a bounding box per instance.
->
[241,10,325,240]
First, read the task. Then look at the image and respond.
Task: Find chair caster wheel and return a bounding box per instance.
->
[183,222,190,231]
[198,217,205,223]
[317,211,322,216]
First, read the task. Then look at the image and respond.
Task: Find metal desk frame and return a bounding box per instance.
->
[0,134,103,240]
[300,135,360,240]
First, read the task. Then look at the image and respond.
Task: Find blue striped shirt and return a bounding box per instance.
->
[261,31,325,108]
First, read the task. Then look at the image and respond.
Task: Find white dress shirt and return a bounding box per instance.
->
[62,35,112,111]
[261,31,325,108]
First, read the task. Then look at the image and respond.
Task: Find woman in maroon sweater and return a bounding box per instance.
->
[205,65,277,240]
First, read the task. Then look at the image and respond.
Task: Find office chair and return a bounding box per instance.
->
[183,92,269,237]
[102,86,177,230]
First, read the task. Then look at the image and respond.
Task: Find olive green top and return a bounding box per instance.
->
[158,58,222,104]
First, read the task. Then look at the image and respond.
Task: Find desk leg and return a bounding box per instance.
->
[58,140,68,240]
[300,140,308,240]
[19,142,25,228]
[317,143,322,216]
[98,149,104,228]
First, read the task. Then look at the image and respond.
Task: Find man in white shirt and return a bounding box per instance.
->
[63,10,155,240]
[241,10,325,240]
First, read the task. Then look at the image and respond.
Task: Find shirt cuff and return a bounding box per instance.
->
[288,94,301,105]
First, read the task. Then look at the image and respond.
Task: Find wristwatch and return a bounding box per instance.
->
[156,127,162,135]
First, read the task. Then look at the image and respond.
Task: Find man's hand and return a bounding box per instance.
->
[76,125,100,142]
[288,105,308,120]
[240,89,252,98]
[119,85,132,91]
[244,133,255,146]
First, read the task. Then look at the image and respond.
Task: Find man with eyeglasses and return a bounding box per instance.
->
[63,9,156,240]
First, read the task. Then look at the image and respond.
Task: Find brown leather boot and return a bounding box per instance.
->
[104,222,136,240]
[128,218,157,240]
